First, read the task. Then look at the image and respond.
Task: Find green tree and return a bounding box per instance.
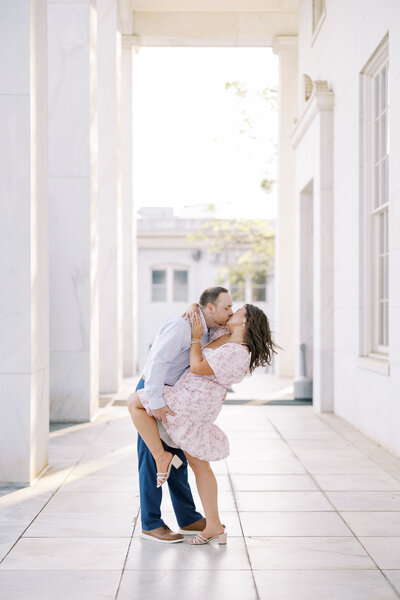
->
[189,218,274,288]
[225,81,278,194]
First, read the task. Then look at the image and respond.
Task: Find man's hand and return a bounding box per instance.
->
[152,406,175,423]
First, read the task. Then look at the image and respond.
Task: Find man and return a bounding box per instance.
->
[135,286,233,543]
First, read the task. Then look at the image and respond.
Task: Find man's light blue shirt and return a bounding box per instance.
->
[142,310,209,410]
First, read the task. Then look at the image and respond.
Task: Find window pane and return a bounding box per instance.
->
[384,301,389,346]
[174,270,188,285]
[374,119,380,161]
[374,74,380,118]
[381,157,387,206]
[379,301,384,346]
[152,287,167,302]
[381,67,387,113]
[379,254,384,299]
[152,269,167,302]
[374,164,380,208]
[384,208,388,252]
[152,270,166,285]
[381,112,387,159]
[384,254,388,300]
[173,270,188,302]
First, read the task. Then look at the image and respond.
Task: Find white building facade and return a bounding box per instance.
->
[292,0,400,454]
[136,208,275,374]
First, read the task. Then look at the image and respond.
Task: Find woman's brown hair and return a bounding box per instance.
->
[243,304,279,373]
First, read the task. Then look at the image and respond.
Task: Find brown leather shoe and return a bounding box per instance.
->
[179,518,207,534]
[141,525,184,543]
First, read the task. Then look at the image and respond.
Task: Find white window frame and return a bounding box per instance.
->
[150,265,189,303]
[359,35,390,375]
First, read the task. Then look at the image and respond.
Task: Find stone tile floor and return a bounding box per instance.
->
[1,378,400,599]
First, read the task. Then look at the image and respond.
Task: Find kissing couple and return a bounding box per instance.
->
[128,286,277,545]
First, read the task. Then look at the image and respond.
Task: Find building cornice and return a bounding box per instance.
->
[272,35,298,54]
[290,81,334,149]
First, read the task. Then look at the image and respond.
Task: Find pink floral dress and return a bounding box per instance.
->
[137,327,250,461]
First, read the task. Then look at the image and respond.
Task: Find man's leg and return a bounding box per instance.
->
[164,443,204,528]
[135,378,203,533]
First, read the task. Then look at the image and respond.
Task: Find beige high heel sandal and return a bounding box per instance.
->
[156,454,183,488]
[187,526,227,545]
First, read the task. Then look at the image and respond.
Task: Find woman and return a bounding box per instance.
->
[128,304,277,545]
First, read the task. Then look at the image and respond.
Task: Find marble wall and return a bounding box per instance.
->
[297,0,400,452]
[48,0,99,422]
[0,0,49,482]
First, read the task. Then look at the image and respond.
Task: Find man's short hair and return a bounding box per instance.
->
[199,286,229,307]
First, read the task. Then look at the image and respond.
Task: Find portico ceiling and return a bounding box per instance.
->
[131,0,298,13]
[120,0,298,46]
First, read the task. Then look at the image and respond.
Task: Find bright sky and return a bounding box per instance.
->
[133,47,278,220]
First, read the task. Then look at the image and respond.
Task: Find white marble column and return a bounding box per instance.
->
[0,0,49,482]
[98,0,123,393]
[121,36,137,377]
[273,36,298,378]
[48,1,99,421]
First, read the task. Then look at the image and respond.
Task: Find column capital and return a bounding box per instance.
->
[273,35,298,54]
[291,82,334,149]
[121,34,140,49]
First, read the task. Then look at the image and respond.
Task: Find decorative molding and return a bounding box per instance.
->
[303,74,313,101]
[121,34,140,48]
[272,35,298,54]
[314,80,329,93]
[290,81,334,148]
[358,355,390,376]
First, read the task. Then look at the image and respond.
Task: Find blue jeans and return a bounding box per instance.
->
[135,378,203,531]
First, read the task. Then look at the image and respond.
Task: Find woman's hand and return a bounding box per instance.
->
[182,303,198,321]
[190,309,204,339]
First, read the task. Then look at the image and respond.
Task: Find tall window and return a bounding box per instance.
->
[252,272,267,302]
[173,270,188,302]
[312,0,326,35]
[151,269,167,302]
[360,36,389,357]
[373,62,389,350]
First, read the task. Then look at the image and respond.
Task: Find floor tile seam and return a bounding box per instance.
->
[225,467,261,600]
[312,414,400,483]
[266,419,398,585]
[236,507,400,512]
[233,488,400,492]
[0,420,113,566]
[114,506,140,600]
[21,535,136,539]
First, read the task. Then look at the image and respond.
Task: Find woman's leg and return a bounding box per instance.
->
[185,452,224,538]
[127,392,173,475]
